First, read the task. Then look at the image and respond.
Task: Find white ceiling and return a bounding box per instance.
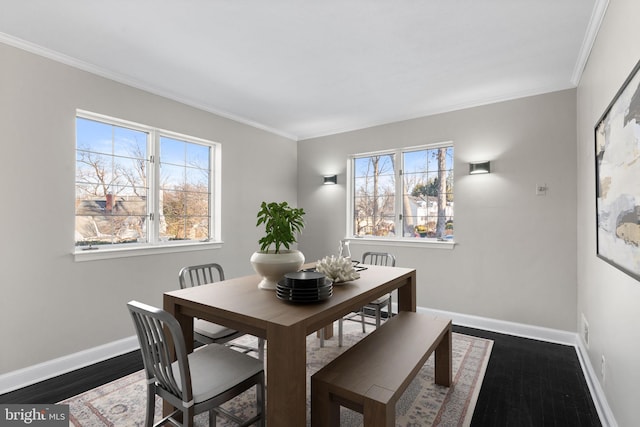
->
[0,1,603,140]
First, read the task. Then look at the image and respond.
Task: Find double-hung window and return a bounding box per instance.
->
[349,142,454,242]
[74,111,220,256]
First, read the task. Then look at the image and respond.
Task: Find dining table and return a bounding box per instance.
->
[163,263,417,426]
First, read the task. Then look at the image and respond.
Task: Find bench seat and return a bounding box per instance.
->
[311,311,452,427]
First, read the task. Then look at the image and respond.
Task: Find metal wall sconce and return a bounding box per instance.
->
[469,161,491,175]
[323,175,338,185]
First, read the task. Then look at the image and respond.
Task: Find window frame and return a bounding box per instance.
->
[346,142,455,250]
[74,110,222,261]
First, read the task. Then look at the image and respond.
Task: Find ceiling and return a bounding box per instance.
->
[0,1,603,140]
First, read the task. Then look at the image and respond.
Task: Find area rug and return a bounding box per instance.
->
[61,323,492,426]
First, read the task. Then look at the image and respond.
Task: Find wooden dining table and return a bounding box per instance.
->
[163,264,416,426]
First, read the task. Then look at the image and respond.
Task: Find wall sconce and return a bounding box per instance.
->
[323,175,338,185]
[469,161,491,175]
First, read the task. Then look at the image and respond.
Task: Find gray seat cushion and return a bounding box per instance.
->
[368,294,391,306]
[194,319,239,340]
[172,344,263,404]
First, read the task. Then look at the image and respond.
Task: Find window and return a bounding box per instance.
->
[75,111,220,252]
[349,143,454,241]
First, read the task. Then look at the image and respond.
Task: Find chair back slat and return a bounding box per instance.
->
[362,251,396,267]
[128,301,192,401]
[179,263,225,289]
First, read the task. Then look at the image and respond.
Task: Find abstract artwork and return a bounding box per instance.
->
[595,59,640,280]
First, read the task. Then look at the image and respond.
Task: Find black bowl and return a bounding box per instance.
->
[282,271,327,289]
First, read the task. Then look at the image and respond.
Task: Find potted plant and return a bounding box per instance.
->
[250,201,306,290]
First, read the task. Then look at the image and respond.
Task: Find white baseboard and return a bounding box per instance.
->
[415,306,577,344]
[413,305,616,427]
[0,336,139,395]
[575,340,618,427]
[0,306,617,427]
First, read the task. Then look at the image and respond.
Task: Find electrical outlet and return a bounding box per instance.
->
[536,183,548,196]
[582,314,589,348]
[601,355,606,385]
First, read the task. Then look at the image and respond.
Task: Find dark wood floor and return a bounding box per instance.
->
[458,326,601,427]
[0,325,601,426]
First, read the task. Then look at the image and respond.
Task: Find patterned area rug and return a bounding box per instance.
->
[61,322,492,426]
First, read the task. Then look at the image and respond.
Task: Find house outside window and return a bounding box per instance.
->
[349,142,454,241]
[75,111,220,253]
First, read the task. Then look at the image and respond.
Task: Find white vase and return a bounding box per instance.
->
[250,249,305,290]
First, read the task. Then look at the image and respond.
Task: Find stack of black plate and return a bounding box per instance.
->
[276,271,333,303]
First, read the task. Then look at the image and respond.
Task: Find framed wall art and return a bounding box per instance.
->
[595,58,640,281]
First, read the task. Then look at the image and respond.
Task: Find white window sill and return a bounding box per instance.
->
[73,240,223,262]
[344,236,455,250]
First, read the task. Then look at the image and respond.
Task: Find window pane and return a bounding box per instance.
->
[160,163,186,189]
[76,118,113,155]
[162,215,209,241]
[187,143,210,170]
[185,191,209,217]
[75,117,149,246]
[352,154,396,236]
[159,137,211,241]
[185,167,209,189]
[76,152,115,188]
[113,126,147,158]
[402,146,454,239]
[74,213,146,246]
[160,136,186,166]
[113,156,148,193]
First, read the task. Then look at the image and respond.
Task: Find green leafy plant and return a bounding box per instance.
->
[256,201,305,253]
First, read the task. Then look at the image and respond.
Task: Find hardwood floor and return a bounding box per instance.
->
[0,350,143,405]
[0,325,601,426]
[457,326,601,427]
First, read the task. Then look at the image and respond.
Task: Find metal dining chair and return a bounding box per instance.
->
[127,300,265,427]
[336,251,396,346]
[179,263,265,361]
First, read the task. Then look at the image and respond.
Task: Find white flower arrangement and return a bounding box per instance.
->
[316,255,360,283]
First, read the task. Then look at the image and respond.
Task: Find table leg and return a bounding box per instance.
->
[396,272,417,312]
[267,323,307,426]
[435,324,452,386]
[363,398,395,427]
[163,295,194,353]
[316,323,334,339]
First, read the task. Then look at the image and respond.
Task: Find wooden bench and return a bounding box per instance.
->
[311,312,452,427]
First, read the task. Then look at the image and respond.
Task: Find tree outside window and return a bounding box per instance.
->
[403,146,454,239]
[350,143,454,241]
[159,136,211,241]
[353,154,396,236]
[75,113,217,248]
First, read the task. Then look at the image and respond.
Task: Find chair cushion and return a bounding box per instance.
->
[194,319,239,340]
[172,344,263,404]
[368,293,391,306]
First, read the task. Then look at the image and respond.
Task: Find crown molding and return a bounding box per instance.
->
[0,32,298,141]
[571,0,610,85]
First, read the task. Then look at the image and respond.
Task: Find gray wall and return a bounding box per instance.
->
[0,42,298,373]
[577,1,640,425]
[298,89,578,331]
